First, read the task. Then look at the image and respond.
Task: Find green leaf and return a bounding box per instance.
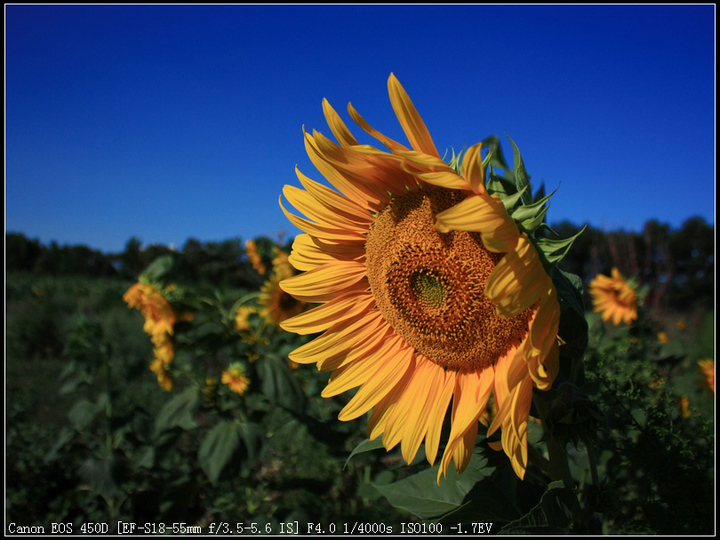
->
[142,255,174,282]
[345,437,386,469]
[507,135,532,205]
[486,171,517,197]
[67,393,107,432]
[78,455,123,499]
[437,463,523,525]
[154,386,199,435]
[236,421,264,465]
[554,269,584,314]
[257,353,306,412]
[481,135,511,172]
[499,481,582,534]
[499,184,529,212]
[198,420,241,484]
[536,226,586,265]
[375,453,493,519]
[44,426,76,464]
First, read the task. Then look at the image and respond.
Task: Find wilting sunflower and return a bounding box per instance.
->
[698,359,714,394]
[246,239,267,275]
[676,395,691,419]
[589,268,638,326]
[278,74,561,481]
[222,363,250,395]
[124,281,192,390]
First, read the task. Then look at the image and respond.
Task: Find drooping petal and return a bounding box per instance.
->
[485,235,546,317]
[435,193,520,253]
[438,368,494,481]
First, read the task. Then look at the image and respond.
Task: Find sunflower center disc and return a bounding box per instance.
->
[365,188,533,371]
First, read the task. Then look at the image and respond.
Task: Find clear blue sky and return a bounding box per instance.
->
[6,4,715,254]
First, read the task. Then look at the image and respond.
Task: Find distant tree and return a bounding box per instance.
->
[6,232,42,272]
[665,217,714,310]
[119,237,144,279]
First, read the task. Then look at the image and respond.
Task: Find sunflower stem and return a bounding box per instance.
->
[527,441,551,473]
[533,392,575,487]
[545,435,575,488]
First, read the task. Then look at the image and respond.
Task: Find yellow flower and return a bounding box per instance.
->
[279,74,560,482]
[153,337,174,365]
[698,359,714,393]
[124,282,192,340]
[204,377,219,406]
[675,319,687,330]
[258,271,307,326]
[235,305,257,331]
[676,395,691,419]
[150,355,173,391]
[124,282,192,390]
[589,268,638,326]
[657,331,669,344]
[246,239,266,275]
[222,363,250,395]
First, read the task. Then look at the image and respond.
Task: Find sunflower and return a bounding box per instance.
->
[124,281,192,390]
[698,359,714,394]
[258,249,307,326]
[676,395,691,419]
[246,239,267,275]
[222,363,250,395]
[150,343,174,392]
[588,268,638,326]
[235,305,258,331]
[278,74,561,481]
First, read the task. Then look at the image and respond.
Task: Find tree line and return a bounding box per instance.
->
[5,215,713,311]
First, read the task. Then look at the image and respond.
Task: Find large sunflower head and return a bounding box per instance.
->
[589,267,638,326]
[279,74,563,481]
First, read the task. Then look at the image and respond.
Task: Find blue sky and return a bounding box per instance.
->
[6,4,715,253]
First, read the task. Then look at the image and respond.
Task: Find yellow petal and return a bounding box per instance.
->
[400,359,447,465]
[338,346,414,421]
[322,98,359,147]
[280,196,366,243]
[460,142,487,195]
[318,324,392,372]
[322,341,391,397]
[387,73,439,157]
[438,368,493,481]
[366,361,415,441]
[288,308,383,365]
[435,193,520,253]
[485,235,546,317]
[424,367,456,466]
[288,233,364,272]
[283,184,367,233]
[280,290,375,335]
[295,167,373,226]
[304,129,382,211]
[280,261,367,303]
[347,101,410,154]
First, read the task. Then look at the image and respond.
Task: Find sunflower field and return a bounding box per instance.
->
[5,77,715,535]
